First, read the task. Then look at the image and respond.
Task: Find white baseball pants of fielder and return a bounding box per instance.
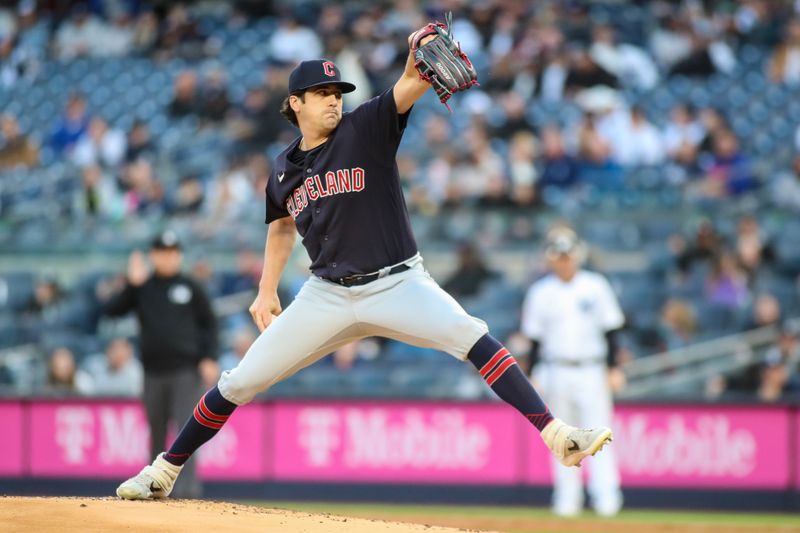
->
[535,363,622,516]
[218,260,489,405]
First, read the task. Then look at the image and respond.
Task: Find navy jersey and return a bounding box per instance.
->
[265,88,418,279]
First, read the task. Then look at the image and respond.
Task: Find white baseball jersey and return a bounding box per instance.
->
[521,270,624,363]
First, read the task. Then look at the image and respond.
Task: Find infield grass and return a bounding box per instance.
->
[252,501,800,533]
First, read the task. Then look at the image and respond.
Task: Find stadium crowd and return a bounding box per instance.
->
[1,0,799,401]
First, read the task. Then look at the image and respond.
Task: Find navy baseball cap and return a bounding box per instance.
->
[151,230,181,250]
[288,60,356,95]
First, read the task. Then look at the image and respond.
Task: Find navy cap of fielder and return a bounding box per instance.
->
[151,230,181,250]
[288,60,356,95]
[545,228,581,257]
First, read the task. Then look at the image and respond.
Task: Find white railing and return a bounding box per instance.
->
[619,318,800,398]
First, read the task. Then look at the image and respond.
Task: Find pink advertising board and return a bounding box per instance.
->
[0,402,24,475]
[523,405,791,489]
[27,401,265,480]
[270,402,525,484]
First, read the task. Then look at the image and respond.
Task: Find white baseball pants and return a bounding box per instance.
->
[535,362,622,516]
[218,261,489,405]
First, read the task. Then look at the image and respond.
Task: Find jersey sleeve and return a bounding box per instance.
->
[595,275,625,331]
[264,173,290,224]
[521,285,546,340]
[345,87,411,157]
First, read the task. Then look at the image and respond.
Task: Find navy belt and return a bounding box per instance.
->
[330,264,411,287]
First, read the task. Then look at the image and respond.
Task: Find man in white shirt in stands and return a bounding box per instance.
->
[521,226,625,517]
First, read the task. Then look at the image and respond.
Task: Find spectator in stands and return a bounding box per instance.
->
[492,92,533,140]
[442,242,499,299]
[771,154,800,211]
[168,70,199,119]
[676,220,722,274]
[669,29,736,78]
[219,249,261,296]
[742,293,782,331]
[617,107,665,167]
[44,347,93,395]
[120,158,165,215]
[564,47,619,94]
[735,216,775,283]
[734,0,783,47]
[649,14,694,71]
[218,327,257,372]
[657,299,697,351]
[697,107,730,156]
[132,9,159,55]
[758,323,800,401]
[72,117,127,169]
[589,24,659,91]
[768,18,800,84]
[227,86,271,154]
[0,29,39,88]
[705,252,749,310]
[198,67,230,124]
[330,340,370,372]
[49,92,90,153]
[701,131,757,198]
[538,125,580,190]
[451,125,506,205]
[0,113,38,169]
[99,11,134,57]
[84,337,143,397]
[22,277,63,318]
[170,175,204,215]
[663,104,704,169]
[268,14,323,64]
[53,3,108,60]
[125,120,155,163]
[507,130,538,206]
[15,0,49,59]
[73,164,123,219]
[205,159,255,222]
[576,112,623,188]
[156,3,208,60]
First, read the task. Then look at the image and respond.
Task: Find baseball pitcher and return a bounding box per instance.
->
[117,14,613,500]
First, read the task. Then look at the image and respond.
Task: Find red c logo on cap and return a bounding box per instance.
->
[322,61,336,77]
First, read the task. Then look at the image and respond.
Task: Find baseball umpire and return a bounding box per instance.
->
[104,230,218,498]
[116,15,612,500]
[521,227,625,516]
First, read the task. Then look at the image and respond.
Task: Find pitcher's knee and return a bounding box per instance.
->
[217,368,265,406]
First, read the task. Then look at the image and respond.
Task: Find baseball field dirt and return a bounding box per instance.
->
[0,497,487,533]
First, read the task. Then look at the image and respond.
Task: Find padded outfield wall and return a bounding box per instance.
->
[0,399,796,509]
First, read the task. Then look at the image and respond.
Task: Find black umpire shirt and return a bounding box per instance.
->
[265,88,418,280]
[104,274,218,374]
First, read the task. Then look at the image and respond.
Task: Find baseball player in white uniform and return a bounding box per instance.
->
[522,227,625,517]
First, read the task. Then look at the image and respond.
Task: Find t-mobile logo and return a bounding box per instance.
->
[298,408,340,467]
[55,407,94,464]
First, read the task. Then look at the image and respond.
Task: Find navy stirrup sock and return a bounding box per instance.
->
[163,386,238,466]
[467,334,554,431]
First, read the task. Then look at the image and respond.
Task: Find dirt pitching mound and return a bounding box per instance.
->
[0,497,485,533]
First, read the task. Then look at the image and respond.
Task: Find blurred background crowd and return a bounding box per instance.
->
[1,0,799,403]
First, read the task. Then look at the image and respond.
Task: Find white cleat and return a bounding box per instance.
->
[541,418,613,468]
[116,453,183,500]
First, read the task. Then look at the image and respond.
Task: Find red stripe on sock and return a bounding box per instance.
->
[479,348,509,377]
[193,405,223,429]
[198,396,229,423]
[485,358,517,386]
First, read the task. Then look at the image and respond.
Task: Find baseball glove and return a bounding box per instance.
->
[410,12,478,109]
